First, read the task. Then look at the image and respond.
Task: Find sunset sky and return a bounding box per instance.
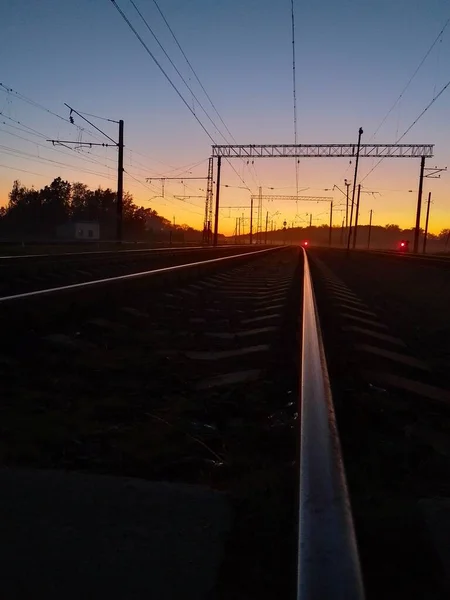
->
[1,0,449,235]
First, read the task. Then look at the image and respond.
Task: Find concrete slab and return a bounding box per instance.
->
[0,468,230,600]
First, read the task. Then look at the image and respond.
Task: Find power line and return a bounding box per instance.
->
[0,127,116,172]
[110,0,254,194]
[0,144,117,181]
[0,82,70,124]
[110,0,216,143]
[150,0,237,143]
[0,163,47,178]
[0,84,106,144]
[129,0,231,144]
[75,109,119,124]
[397,78,450,141]
[361,75,450,184]
[370,15,450,140]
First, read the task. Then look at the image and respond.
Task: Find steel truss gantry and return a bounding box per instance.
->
[250,195,333,202]
[211,140,436,252]
[213,144,434,159]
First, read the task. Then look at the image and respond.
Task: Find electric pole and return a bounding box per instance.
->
[329,201,333,247]
[249,196,254,245]
[347,127,363,252]
[352,184,361,249]
[344,179,350,230]
[423,192,432,254]
[213,156,222,246]
[47,105,123,242]
[413,163,446,253]
[265,211,269,244]
[116,119,124,243]
[413,156,426,254]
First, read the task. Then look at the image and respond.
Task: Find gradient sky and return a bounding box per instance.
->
[1,0,449,234]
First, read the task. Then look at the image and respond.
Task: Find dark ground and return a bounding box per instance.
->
[310,248,450,599]
[0,247,301,599]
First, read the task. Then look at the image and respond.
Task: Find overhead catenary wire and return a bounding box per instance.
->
[110,0,254,194]
[361,75,450,184]
[150,0,237,144]
[0,163,47,178]
[110,0,219,144]
[127,0,257,191]
[0,84,107,144]
[0,144,117,181]
[369,15,450,141]
[1,104,205,187]
[128,0,231,144]
[0,89,197,184]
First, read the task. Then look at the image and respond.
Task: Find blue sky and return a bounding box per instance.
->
[1,0,449,233]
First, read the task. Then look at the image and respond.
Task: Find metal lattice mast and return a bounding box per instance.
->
[258,187,263,242]
[203,157,214,243]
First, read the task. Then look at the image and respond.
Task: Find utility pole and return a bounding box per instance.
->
[352,184,361,249]
[347,127,363,252]
[416,165,446,253]
[367,210,373,249]
[116,119,124,243]
[47,105,123,242]
[413,156,426,254]
[249,196,254,245]
[345,179,350,230]
[235,217,238,244]
[329,201,333,247]
[423,192,432,254]
[309,213,312,227]
[258,186,263,243]
[265,211,269,244]
[213,156,222,246]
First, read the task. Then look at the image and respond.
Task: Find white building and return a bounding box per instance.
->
[56,221,100,240]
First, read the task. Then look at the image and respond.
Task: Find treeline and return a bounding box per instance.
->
[0,177,209,242]
[239,223,450,251]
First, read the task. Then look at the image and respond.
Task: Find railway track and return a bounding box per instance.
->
[309,247,450,599]
[4,243,450,598]
[0,245,257,296]
[0,245,365,599]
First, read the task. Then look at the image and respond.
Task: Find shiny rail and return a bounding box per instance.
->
[0,243,251,260]
[299,248,365,599]
[0,246,281,303]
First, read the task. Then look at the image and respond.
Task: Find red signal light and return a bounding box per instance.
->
[303,241,309,246]
[400,242,405,247]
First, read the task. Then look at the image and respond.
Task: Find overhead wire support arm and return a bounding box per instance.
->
[251,195,333,202]
[46,140,116,147]
[64,103,118,145]
[47,104,124,243]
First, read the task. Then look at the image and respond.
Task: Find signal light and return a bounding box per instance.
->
[303,240,309,246]
[400,242,405,247]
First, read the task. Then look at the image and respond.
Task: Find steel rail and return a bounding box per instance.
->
[299,248,365,599]
[0,244,246,261]
[0,246,282,303]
